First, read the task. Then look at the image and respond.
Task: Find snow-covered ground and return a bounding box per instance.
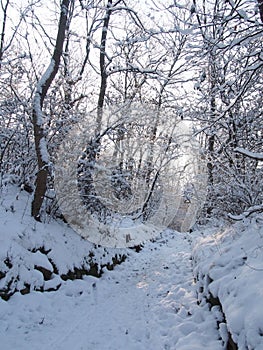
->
[193,219,263,350]
[1,185,263,349]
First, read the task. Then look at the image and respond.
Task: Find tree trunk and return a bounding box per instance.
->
[0,0,10,70]
[31,0,71,220]
[96,0,113,134]
[258,0,263,22]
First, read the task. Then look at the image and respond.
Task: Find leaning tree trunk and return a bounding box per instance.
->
[31,0,71,220]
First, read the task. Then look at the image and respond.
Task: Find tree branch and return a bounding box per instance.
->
[234,147,263,161]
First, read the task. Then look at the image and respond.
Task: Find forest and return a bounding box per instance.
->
[0,1,263,349]
[1,0,262,229]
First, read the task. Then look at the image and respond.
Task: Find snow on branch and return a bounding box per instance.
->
[228,203,263,221]
[33,59,56,126]
[36,59,56,94]
[234,147,263,161]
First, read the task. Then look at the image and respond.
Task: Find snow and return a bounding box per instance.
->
[228,203,263,220]
[39,137,50,164]
[193,219,263,349]
[235,147,263,161]
[237,9,248,20]
[1,185,263,349]
[33,59,55,126]
[33,92,43,126]
[37,59,55,93]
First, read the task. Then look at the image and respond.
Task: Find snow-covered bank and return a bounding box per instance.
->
[193,217,263,350]
[0,185,126,300]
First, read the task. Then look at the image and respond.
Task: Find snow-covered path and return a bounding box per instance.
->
[1,231,224,350]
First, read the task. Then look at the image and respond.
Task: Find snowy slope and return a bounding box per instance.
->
[0,185,126,299]
[193,218,263,350]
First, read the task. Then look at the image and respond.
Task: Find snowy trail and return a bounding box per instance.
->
[1,231,224,350]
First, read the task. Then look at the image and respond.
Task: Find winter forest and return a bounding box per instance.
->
[1,1,263,349]
[1,0,263,222]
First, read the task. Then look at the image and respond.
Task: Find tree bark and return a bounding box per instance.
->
[31,0,71,220]
[0,0,10,70]
[96,0,113,134]
[258,0,263,22]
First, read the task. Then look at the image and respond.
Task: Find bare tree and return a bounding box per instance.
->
[31,0,72,220]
